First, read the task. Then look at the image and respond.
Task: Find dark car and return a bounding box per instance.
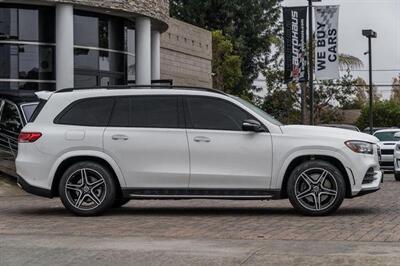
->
[319,124,360,132]
[0,90,39,176]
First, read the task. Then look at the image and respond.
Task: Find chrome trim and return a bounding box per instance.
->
[0,79,56,83]
[74,45,135,57]
[128,194,274,199]
[0,40,55,46]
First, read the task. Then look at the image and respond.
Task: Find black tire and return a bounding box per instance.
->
[113,198,130,208]
[59,161,116,216]
[395,173,400,182]
[287,160,346,216]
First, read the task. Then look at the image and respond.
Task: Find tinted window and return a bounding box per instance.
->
[56,98,114,126]
[21,103,38,122]
[186,97,250,131]
[0,102,22,133]
[109,96,180,128]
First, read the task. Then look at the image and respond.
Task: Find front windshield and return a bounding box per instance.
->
[231,96,283,126]
[374,131,400,142]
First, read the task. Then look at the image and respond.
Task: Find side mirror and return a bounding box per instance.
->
[394,132,400,139]
[242,119,264,132]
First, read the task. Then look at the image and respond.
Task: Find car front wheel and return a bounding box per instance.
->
[287,160,346,216]
[59,161,116,216]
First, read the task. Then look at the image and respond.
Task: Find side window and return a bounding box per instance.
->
[0,102,23,133]
[56,97,114,126]
[186,97,250,131]
[109,96,181,128]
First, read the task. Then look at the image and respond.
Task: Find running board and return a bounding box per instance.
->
[122,188,281,200]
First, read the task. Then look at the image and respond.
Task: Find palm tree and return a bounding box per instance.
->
[339,53,364,70]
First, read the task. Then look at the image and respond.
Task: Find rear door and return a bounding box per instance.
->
[103,95,190,188]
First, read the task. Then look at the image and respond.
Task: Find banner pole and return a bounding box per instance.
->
[308,0,314,125]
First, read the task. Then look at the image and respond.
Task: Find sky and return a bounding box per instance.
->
[262,0,400,99]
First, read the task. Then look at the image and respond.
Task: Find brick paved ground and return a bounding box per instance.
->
[1,177,399,243]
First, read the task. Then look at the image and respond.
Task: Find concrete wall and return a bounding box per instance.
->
[160,18,212,88]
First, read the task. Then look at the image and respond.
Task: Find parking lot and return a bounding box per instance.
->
[1,175,400,265]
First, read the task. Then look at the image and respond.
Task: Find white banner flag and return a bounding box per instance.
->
[315,5,339,80]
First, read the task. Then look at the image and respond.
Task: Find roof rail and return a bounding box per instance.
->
[55,85,227,95]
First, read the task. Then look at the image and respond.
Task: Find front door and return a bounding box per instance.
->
[184,96,273,189]
[103,95,190,188]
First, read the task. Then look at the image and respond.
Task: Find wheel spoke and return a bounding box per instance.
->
[89,179,105,189]
[88,193,101,205]
[81,169,89,185]
[66,183,82,192]
[74,192,86,208]
[316,170,328,185]
[312,193,321,211]
[320,188,337,196]
[296,188,313,200]
[300,173,316,186]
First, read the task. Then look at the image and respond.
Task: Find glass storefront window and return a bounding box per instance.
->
[74,11,134,87]
[0,44,54,80]
[74,13,99,47]
[0,5,54,42]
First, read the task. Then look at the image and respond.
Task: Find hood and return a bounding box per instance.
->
[281,125,379,143]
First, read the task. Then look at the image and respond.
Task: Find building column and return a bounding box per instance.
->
[151,31,160,80]
[55,4,74,90]
[135,17,152,85]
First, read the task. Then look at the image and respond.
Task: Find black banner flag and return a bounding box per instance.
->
[283,6,308,83]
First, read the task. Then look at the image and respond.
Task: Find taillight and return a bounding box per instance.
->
[18,132,42,143]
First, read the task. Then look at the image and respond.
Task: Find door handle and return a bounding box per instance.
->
[193,136,211,143]
[112,134,129,141]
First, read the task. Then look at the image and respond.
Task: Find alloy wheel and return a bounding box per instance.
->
[65,168,107,211]
[294,167,338,211]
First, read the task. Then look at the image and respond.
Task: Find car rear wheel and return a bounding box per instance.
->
[59,161,116,216]
[287,160,346,216]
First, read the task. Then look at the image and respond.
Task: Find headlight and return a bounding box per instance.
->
[345,141,373,154]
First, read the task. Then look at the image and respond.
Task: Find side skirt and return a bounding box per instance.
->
[122,188,282,200]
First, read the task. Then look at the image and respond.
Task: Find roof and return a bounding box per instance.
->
[0,90,39,104]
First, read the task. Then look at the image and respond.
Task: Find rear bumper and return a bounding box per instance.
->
[17,175,53,198]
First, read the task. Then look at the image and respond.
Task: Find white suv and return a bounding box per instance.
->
[16,86,382,216]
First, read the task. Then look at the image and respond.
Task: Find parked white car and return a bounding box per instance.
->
[373,129,400,173]
[392,138,400,181]
[16,86,382,216]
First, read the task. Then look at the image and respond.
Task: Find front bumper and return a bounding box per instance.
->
[17,175,53,198]
[352,169,382,197]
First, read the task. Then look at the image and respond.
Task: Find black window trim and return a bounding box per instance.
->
[107,95,185,129]
[183,95,269,133]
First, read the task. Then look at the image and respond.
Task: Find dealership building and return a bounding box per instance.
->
[0,0,212,91]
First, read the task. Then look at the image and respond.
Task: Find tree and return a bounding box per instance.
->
[356,100,400,129]
[212,31,242,93]
[391,75,400,103]
[170,0,283,97]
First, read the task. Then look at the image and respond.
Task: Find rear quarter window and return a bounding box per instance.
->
[55,97,114,126]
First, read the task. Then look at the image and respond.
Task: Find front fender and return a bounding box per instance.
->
[272,148,351,190]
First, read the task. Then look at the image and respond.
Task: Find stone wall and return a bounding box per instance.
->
[8,0,170,30]
[160,18,212,88]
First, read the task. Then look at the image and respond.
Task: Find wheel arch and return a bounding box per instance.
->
[49,151,126,197]
[279,155,352,199]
